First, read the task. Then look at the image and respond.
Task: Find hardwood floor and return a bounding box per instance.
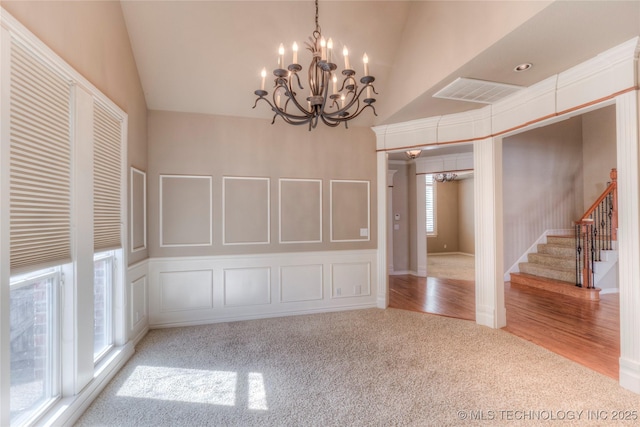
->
[389,274,620,379]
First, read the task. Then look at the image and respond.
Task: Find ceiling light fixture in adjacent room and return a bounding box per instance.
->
[434,173,457,182]
[253,0,377,130]
[405,150,422,159]
[514,62,532,72]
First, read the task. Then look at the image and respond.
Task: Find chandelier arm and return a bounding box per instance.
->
[257,94,313,125]
[319,114,343,127]
[284,78,314,118]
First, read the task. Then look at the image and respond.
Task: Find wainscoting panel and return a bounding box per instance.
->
[223,267,271,307]
[147,250,377,327]
[159,270,213,312]
[127,260,149,343]
[331,262,371,298]
[130,276,147,331]
[280,264,323,303]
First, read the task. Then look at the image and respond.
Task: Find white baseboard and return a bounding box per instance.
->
[389,269,416,276]
[150,303,379,329]
[428,252,474,257]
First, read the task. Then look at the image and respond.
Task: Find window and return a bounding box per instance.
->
[3,11,127,425]
[10,269,61,425]
[425,174,437,235]
[93,252,115,362]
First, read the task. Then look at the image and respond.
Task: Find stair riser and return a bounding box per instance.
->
[510,273,600,301]
[546,236,575,247]
[528,253,575,269]
[537,244,575,257]
[519,263,576,283]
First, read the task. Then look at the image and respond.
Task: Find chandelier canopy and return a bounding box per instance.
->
[253,0,377,130]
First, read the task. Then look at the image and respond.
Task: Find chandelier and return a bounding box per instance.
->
[253,0,377,130]
[405,150,421,159]
[434,173,457,182]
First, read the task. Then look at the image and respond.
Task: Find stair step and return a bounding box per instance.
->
[510,272,600,301]
[528,252,575,269]
[519,262,576,283]
[537,243,575,257]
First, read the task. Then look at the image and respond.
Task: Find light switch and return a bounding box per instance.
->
[394,224,400,230]
[360,228,369,237]
[394,213,400,221]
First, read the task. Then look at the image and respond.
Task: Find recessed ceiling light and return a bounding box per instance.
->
[514,63,532,72]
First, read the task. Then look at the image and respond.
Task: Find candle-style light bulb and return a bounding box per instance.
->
[278,43,285,69]
[332,74,337,95]
[327,38,333,63]
[340,93,346,108]
[260,68,267,91]
[363,53,369,76]
[292,42,298,65]
[343,45,350,69]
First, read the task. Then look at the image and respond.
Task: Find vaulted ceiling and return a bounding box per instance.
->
[120,1,640,128]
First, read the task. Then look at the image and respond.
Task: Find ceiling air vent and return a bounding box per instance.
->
[433,77,524,104]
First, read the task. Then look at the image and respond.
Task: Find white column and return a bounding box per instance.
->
[473,137,506,328]
[415,173,427,277]
[387,170,397,274]
[376,151,389,308]
[617,91,640,393]
[65,85,95,395]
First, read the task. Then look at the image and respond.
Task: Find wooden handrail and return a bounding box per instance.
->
[574,168,617,288]
[576,168,617,240]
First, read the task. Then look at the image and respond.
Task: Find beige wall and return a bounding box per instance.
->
[147,111,377,257]
[427,181,459,253]
[582,105,617,210]
[4,1,149,264]
[503,116,584,270]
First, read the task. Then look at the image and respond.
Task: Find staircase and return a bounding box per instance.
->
[510,168,618,302]
[510,235,601,301]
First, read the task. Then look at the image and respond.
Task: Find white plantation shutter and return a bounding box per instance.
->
[93,102,122,251]
[9,41,72,272]
[425,174,436,235]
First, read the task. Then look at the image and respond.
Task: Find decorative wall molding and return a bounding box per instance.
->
[130,167,147,253]
[147,250,378,328]
[278,178,322,244]
[280,264,323,303]
[159,174,213,247]
[222,176,270,245]
[330,180,371,243]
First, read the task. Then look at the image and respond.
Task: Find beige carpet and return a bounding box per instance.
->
[428,253,475,281]
[76,308,638,426]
